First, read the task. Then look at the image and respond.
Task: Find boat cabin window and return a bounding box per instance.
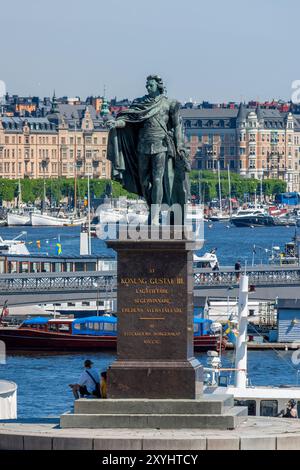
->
[103,322,116,332]
[49,323,70,332]
[25,323,46,330]
[260,400,278,417]
[48,323,69,332]
[49,323,58,332]
[297,402,300,418]
[57,323,70,332]
[234,399,256,416]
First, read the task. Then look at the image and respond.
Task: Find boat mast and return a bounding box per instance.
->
[234,273,249,389]
[198,170,201,205]
[217,161,222,213]
[17,179,22,209]
[227,164,232,217]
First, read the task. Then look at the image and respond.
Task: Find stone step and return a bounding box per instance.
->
[61,406,247,430]
[74,395,234,415]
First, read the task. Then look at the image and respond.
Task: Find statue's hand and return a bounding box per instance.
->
[106,119,126,130]
[106,120,116,130]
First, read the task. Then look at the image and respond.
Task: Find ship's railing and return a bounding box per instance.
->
[194,265,300,287]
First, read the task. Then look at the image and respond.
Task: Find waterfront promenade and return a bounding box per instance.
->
[1,417,300,450]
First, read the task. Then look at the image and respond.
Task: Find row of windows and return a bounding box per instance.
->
[2,135,108,146]
[0,148,106,159]
[0,162,109,174]
[189,134,296,144]
[0,162,61,174]
[234,399,300,417]
[74,322,117,332]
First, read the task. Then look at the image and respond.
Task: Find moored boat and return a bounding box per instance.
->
[0,315,223,352]
[231,208,274,227]
[31,213,86,226]
[0,233,29,256]
[7,212,31,226]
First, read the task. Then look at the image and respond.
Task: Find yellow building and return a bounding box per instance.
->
[0,104,110,180]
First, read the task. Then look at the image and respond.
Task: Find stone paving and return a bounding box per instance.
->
[1,417,300,449]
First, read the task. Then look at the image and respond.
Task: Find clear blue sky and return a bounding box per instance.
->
[1,0,299,103]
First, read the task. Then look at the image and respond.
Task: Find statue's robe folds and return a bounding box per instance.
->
[107,94,189,209]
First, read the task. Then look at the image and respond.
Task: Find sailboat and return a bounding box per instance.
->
[7,180,34,226]
[209,162,230,221]
[186,170,204,223]
[204,274,300,417]
[31,178,86,226]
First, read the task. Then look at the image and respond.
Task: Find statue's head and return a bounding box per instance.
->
[146,75,164,97]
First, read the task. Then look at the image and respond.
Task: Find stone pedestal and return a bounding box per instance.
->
[106,239,203,399]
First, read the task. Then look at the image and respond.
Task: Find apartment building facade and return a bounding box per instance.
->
[181,104,300,192]
[0,104,110,180]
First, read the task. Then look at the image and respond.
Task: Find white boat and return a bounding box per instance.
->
[7,212,31,226]
[0,233,30,255]
[97,208,128,224]
[31,213,86,227]
[193,250,218,269]
[209,211,231,222]
[126,211,148,225]
[204,274,300,418]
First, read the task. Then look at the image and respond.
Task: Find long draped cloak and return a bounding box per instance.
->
[107,94,189,207]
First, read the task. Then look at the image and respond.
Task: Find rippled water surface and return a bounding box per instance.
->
[0,223,298,418]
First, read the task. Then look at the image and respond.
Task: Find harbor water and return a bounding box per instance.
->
[3,350,300,418]
[0,222,299,418]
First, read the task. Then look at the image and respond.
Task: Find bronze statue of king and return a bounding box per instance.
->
[107,75,190,225]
